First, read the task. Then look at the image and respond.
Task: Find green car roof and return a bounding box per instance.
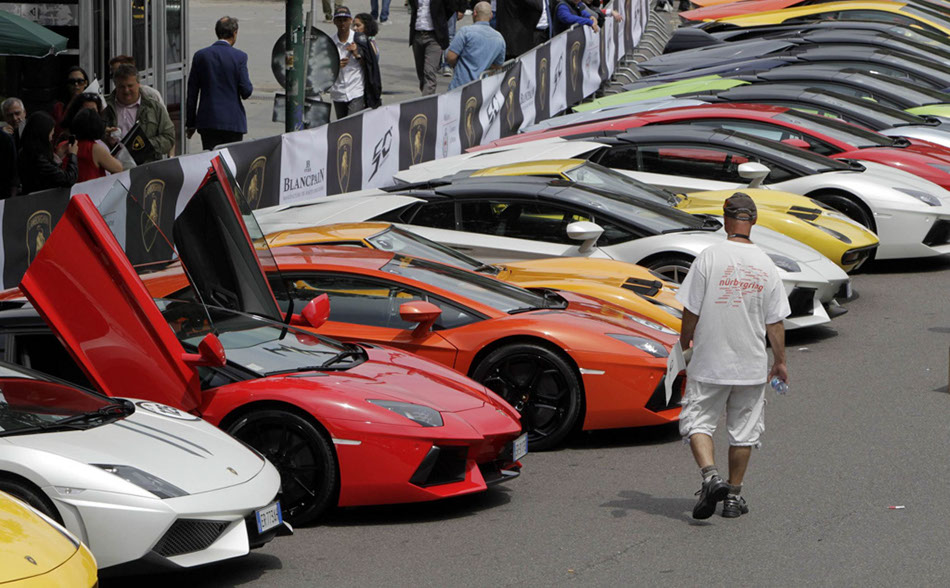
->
[573,75,748,112]
[906,104,950,118]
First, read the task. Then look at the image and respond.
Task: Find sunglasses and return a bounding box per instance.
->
[67,78,87,85]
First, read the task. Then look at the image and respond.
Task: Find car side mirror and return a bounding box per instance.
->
[399,301,442,338]
[737,162,771,189]
[182,333,227,368]
[566,221,604,254]
[289,294,330,329]
[781,138,811,150]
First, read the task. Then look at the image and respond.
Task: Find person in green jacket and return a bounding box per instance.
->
[103,64,176,163]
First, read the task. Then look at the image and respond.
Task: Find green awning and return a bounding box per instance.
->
[0,9,68,57]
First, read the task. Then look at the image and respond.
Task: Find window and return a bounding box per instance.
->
[687,119,839,156]
[458,200,591,244]
[11,333,93,389]
[285,274,479,330]
[410,201,456,229]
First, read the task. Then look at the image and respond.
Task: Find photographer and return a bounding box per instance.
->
[17,112,78,195]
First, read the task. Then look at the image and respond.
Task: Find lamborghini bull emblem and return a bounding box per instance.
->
[538,57,548,110]
[463,96,479,147]
[141,179,164,252]
[243,156,267,209]
[505,76,517,132]
[131,135,146,152]
[569,41,582,93]
[26,210,51,264]
[336,133,353,194]
[409,114,428,165]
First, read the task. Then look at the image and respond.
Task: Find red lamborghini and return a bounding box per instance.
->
[15,156,525,525]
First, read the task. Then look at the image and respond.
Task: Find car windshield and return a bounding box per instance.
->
[380,255,553,313]
[722,130,851,173]
[774,110,894,148]
[366,226,491,273]
[562,161,680,205]
[806,90,927,128]
[0,367,126,437]
[847,71,950,105]
[903,6,950,33]
[155,299,355,375]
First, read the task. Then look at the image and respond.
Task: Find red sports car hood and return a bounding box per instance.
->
[559,291,679,345]
[836,146,950,189]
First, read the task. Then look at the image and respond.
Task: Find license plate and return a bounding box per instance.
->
[255,501,282,534]
[512,433,528,461]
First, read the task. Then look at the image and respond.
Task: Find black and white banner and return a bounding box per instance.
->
[0,0,651,288]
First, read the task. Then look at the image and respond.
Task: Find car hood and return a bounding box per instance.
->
[548,291,679,343]
[0,492,81,580]
[3,401,268,495]
[854,160,950,206]
[500,257,667,289]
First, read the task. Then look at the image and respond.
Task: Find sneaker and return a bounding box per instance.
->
[440,65,453,77]
[692,475,729,520]
[721,495,749,518]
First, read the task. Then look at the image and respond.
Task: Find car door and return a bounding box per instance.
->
[281,272,463,368]
[403,198,612,263]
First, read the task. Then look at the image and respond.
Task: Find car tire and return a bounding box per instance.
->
[811,192,875,232]
[644,254,693,284]
[0,475,62,524]
[227,410,338,526]
[471,342,583,451]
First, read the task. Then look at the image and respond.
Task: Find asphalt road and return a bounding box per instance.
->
[111,254,950,586]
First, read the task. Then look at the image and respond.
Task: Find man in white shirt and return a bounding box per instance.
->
[329,6,366,119]
[675,193,790,520]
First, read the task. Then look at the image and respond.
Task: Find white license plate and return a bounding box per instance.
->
[255,501,283,534]
[512,433,528,461]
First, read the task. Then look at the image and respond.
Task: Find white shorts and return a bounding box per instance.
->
[679,379,766,447]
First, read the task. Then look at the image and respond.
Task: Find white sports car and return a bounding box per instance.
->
[0,360,285,573]
[256,179,850,330]
[396,129,950,260]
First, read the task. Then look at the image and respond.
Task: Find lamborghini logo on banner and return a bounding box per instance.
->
[570,41,582,93]
[409,114,427,165]
[244,156,267,209]
[506,76,517,132]
[337,133,353,194]
[538,57,548,110]
[141,179,164,252]
[464,96,479,148]
[26,210,51,264]
[131,135,146,152]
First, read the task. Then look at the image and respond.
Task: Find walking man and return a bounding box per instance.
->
[675,193,790,520]
[408,0,463,95]
[447,2,506,91]
[329,6,368,119]
[186,16,253,150]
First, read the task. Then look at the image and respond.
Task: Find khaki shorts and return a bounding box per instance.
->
[679,379,766,447]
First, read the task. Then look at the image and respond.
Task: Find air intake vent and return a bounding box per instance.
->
[153,520,230,557]
[621,277,663,297]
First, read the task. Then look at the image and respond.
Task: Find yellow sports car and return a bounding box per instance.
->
[266,223,686,331]
[706,1,950,36]
[0,491,97,587]
[468,160,880,272]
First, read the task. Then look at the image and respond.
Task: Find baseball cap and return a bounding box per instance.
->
[723,192,757,221]
[333,6,352,19]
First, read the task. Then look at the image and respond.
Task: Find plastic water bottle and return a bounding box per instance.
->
[770,377,788,395]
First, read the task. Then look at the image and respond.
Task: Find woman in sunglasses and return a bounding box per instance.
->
[52,66,91,137]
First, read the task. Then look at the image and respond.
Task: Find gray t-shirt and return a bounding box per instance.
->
[675,240,791,385]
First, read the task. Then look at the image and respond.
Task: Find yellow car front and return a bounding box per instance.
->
[710,1,950,36]
[0,491,97,587]
[267,223,685,331]
[679,189,880,272]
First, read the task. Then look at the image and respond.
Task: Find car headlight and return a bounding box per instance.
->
[626,314,679,335]
[367,400,443,427]
[608,334,669,358]
[92,464,188,499]
[806,221,852,244]
[767,253,801,273]
[895,187,941,207]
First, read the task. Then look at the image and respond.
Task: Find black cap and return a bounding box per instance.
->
[723,192,757,221]
[333,6,352,18]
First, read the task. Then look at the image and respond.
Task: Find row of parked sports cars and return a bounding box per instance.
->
[4,1,950,583]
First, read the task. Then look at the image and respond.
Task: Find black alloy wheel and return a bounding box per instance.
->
[471,343,583,451]
[645,254,693,284]
[812,192,875,232]
[0,476,63,524]
[227,410,338,526]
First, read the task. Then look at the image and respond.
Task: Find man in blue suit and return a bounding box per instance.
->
[186,16,253,150]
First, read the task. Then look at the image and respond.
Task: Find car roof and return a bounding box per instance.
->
[271,244,393,272]
[470,160,586,176]
[266,222,390,247]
